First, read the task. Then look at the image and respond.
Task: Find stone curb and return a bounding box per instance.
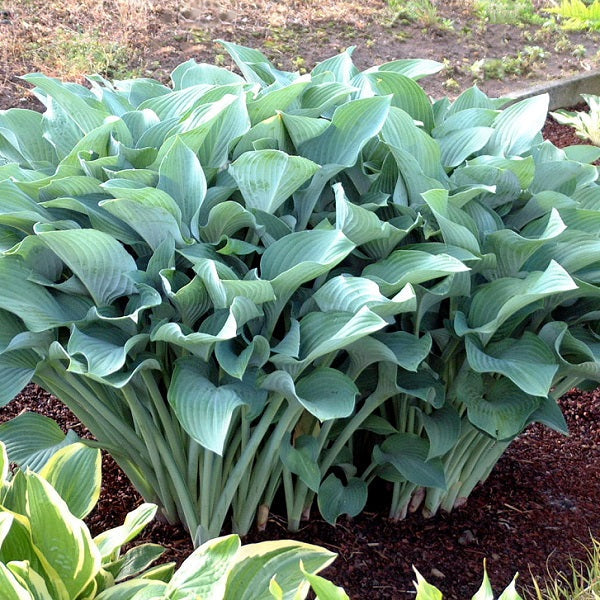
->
[505,70,600,110]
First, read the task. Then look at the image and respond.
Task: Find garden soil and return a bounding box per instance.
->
[1,0,600,109]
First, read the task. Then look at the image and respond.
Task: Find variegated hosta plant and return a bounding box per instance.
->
[1,41,599,542]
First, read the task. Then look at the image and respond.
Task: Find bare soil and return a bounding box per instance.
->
[1,0,600,110]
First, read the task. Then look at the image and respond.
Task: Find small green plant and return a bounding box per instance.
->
[531,538,600,599]
[414,564,523,599]
[388,0,453,29]
[551,94,600,145]
[546,0,600,30]
[0,437,347,599]
[470,46,548,80]
[475,0,544,25]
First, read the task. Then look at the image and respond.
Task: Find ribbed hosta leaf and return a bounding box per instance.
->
[37,228,137,306]
[0,412,79,471]
[158,137,206,240]
[484,94,549,156]
[261,229,355,292]
[299,96,391,167]
[438,127,494,168]
[373,433,446,489]
[313,275,416,317]
[420,406,462,460]
[362,249,469,296]
[169,359,248,455]
[280,436,321,492]
[457,260,578,343]
[229,150,319,214]
[459,372,542,440]
[317,474,367,525]
[465,334,558,397]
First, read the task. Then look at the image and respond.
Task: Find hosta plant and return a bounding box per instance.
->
[551,94,600,147]
[0,438,347,599]
[414,565,522,599]
[1,42,600,541]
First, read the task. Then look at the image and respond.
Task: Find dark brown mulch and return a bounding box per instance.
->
[2,115,600,599]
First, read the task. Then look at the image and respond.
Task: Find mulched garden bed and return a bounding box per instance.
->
[1,114,598,599]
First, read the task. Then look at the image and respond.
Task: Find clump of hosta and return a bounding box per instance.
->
[0,41,599,542]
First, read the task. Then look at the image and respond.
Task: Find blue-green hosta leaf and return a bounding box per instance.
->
[364,71,434,131]
[317,474,367,525]
[94,503,158,560]
[215,336,270,380]
[39,443,101,519]
[168,358,248,454]
[333,182,411,249]
[26,473,101,598]
[373,332,433,372]
[299,96,391,167]
[152,297,262,357]
[200,201,257,244]
[438,127,494,168]
[177,92,250,167]
[422,189,481,255]
[224,538,336,600]
[281,307,387,365]
[311,48,359,84]
[432,108,498,137]
[261,229,355,293]
[0,256,92,331]
[373,58,443,80]
[362,249,469,296]
[158,137,207,240]
[458,371,542,440]
[166,535,241,600]
[448,86,509,115]
[381,107,444,180]
[66,324,148,377]
[261,368,358,421]
[487,208,566,276]
[313,275,416,317]
[0,349,38,407]
[0,109,57,168]
[22,73,109,134]
[0,412,80,471]
[99,189,186,249]
[466,334,558,397]
[193,260,275,308]
[138,84,214,120]
[373,433,446,489]
[296,82,356,117]
[171,60,245,89]
[457,260,578,343]
[232,114,292,158]
[563,144,600,163]
[159,271,210,328]
[484,94,549,157]
[280,436,321,492]
[0,179,52,231]
[419,406,462,460]
[229,150,319,214]
[37,228,137,306]
[280,113,330,148]
[295,368,358,420]
[247,80,310,124]
[539,322,600,383]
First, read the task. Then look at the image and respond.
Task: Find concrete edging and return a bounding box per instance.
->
[506,70,600,110]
